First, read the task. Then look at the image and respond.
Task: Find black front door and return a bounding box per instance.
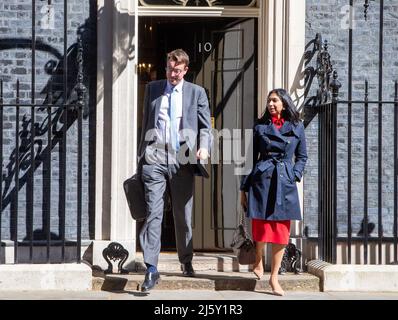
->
[137,17,257,251]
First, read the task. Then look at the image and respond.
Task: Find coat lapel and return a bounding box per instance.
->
[154,80,167,126]
[279,121,300,138]
[262,120,284,140]
[182,81,191,129]
[261,120,299,143]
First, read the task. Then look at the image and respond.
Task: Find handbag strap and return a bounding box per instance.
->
[238,206,251,240]
[238,206,244,226]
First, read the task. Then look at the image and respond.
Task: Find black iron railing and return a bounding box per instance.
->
[317,71,340,264]
[334,83,398,265]
[313,28,398,264]
[0,56,85,263]
[0,0,86,263]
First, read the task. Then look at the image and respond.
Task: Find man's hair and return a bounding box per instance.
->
[167,49,190,67]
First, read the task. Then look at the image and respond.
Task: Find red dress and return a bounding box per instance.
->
[252,115,291,244]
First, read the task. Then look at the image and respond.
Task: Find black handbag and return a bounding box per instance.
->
[123,172,147,222]
[230,210,256,265]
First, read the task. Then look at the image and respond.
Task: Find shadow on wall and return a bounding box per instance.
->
[290,34,328,128]
[0,1,134,248]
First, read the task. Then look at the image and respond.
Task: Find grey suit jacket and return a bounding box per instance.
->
[137,79,212,176]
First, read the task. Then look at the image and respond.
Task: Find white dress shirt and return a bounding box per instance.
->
[155,79,184,146]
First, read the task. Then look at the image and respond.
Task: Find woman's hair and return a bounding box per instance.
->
[258,88,300,124]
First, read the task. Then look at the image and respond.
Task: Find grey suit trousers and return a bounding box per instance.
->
[139,161,194,267]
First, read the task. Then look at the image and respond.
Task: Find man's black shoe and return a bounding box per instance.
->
[141,271,160,292]
[181,262,195,277]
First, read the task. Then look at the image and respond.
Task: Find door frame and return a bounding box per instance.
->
[136,16,258,250]
[136,2,261,101]
[95,0,306,265]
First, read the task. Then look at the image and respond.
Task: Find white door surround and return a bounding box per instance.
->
[94,0,306,270]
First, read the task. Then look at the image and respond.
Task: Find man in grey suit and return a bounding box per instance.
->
[137,49,211,292]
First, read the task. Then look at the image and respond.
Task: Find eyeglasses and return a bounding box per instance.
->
[165,67,185,75]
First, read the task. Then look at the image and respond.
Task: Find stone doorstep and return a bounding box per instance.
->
[133,252,252,273]
[307,260,398,292]
[92,271,320,292]
[94,252,320,292]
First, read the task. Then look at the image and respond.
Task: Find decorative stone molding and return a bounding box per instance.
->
[96,0,137,255]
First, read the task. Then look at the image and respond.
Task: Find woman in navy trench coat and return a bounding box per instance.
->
[240,89,307,296]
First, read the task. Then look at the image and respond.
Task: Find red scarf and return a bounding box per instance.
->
[271,115,285,130]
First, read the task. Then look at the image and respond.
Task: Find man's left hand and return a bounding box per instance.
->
[196,148,209,160]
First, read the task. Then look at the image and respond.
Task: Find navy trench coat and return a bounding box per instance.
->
[240,120,308,221]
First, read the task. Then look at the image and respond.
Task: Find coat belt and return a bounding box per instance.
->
[260,153,289,162]
[259,155,291,208]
